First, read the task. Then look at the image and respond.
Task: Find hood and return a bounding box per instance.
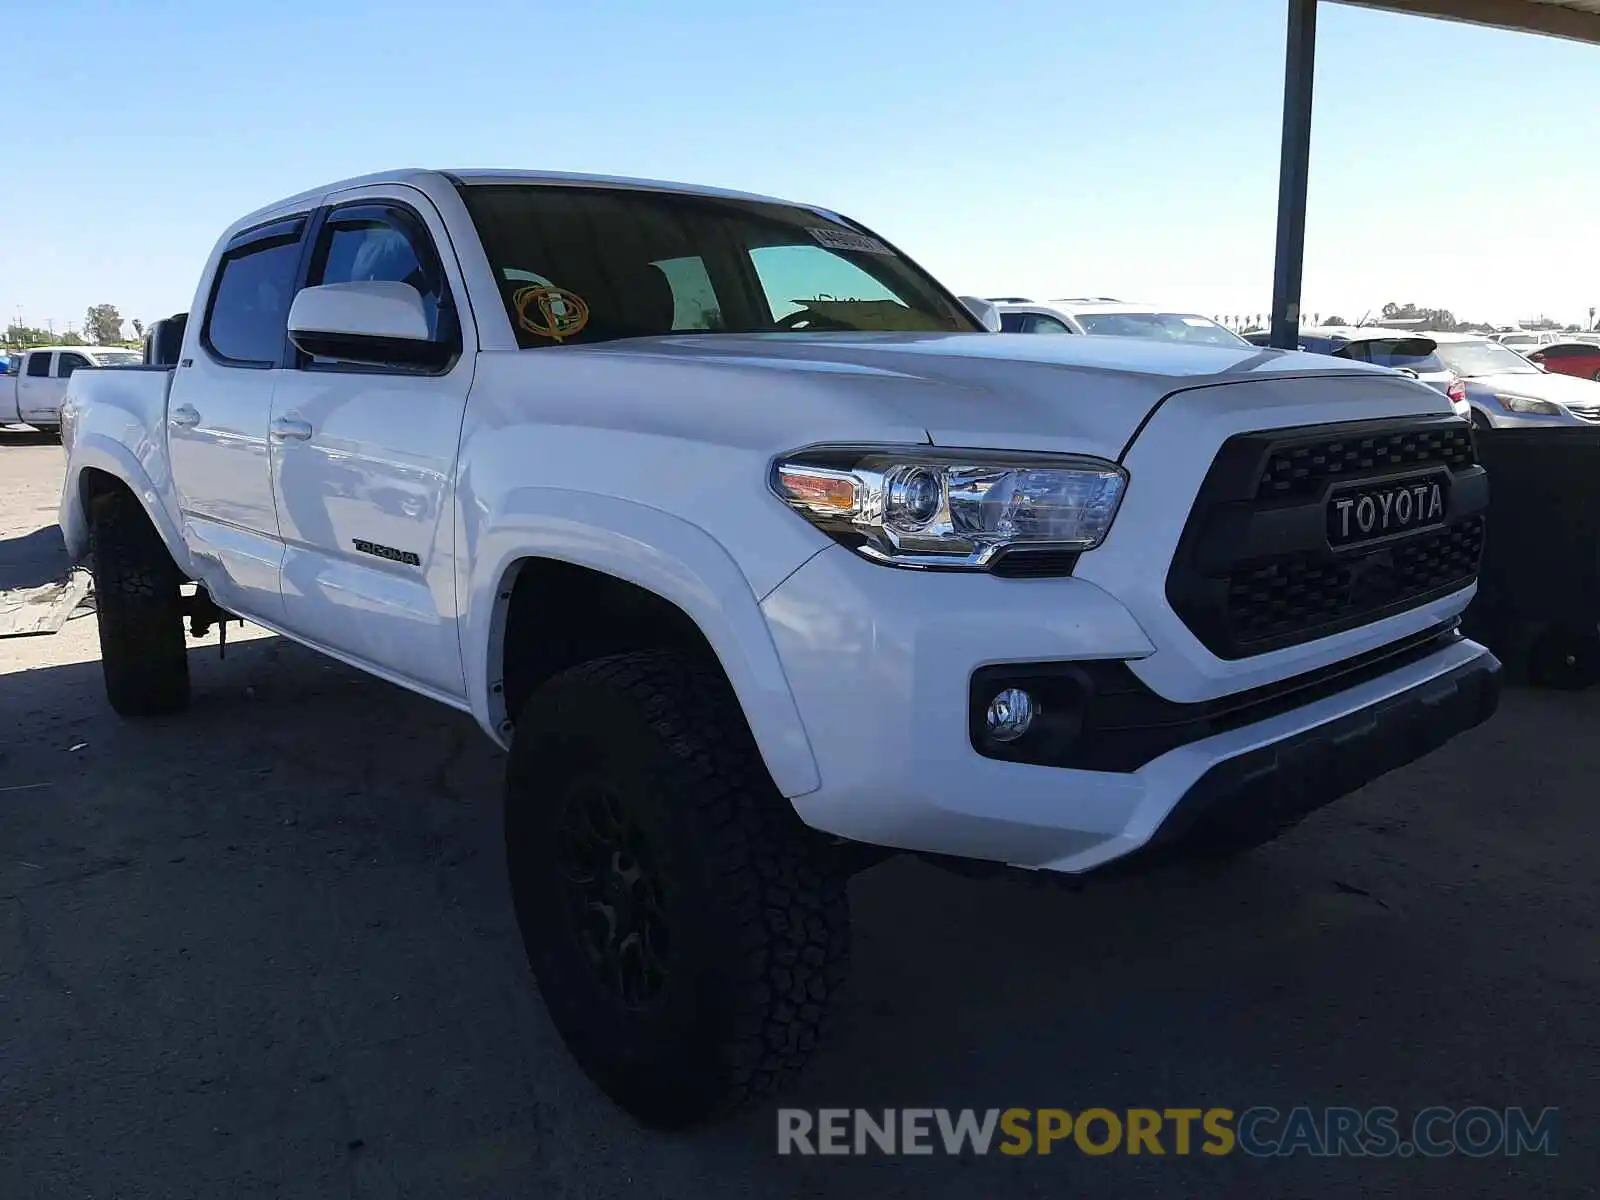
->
[584,332,1390,460]
[1463,368,1600,406]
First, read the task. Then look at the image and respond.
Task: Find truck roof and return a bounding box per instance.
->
[235,168,812,232]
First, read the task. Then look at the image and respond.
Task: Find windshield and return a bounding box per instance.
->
[1497,334,1537,347]
[1433,339,1541,377]
[1075,311,1246,347]
[458,184,978,348]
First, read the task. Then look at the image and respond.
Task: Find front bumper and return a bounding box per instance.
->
[761,546,1499,874]
[1109,648,1498,869]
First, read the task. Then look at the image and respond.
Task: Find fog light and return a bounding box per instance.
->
[985,687,1037,743]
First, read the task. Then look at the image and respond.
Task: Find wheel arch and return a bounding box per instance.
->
[63,439,189,573]
[465,490,822,799]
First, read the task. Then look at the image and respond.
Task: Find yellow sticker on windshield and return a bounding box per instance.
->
[514,285,590,341]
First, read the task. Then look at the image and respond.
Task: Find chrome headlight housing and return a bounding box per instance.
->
[1495,393,1564,415]
[771,445,1128,571]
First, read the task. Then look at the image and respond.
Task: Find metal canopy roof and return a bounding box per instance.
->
[1269,1,1600,351]
[1341,1,1600,44]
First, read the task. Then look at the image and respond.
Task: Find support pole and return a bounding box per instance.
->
[1270,0,1318,349]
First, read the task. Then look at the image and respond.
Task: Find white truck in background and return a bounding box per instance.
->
[58,167,1499,1128]
[2,344,141,431]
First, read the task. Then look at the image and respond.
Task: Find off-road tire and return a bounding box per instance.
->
[88,487,190,716]
[505,650,851,1129]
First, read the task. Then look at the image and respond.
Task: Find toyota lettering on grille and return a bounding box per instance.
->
[1327,473,1448,549]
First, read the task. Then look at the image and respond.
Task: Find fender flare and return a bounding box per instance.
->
[463,487,822,799]
[61,435,192,573]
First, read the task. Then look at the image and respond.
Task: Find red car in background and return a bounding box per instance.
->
[1525,341,1600,382]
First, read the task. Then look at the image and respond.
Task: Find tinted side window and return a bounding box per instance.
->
[1021,314,1074,335]
[999,312,1027,333]
[204,226,305,366]
[57,353,90,377]
[306,205,460,365]
[25,353,52,377]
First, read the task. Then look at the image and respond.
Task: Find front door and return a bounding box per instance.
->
[167,214,311,624]
[269,188,474,699]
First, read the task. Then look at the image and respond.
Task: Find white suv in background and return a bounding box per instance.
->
[1492,330,1566,352]
[991,297,1248,346]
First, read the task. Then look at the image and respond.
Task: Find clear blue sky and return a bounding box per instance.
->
[4,0,1597,335]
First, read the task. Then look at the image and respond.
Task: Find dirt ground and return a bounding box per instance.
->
[1,434,1595,1198]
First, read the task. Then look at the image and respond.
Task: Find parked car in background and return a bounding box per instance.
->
[1523,341,1600,382]
[1493,330,1565,352]
[1286,327,1472,420]
[2,345,142,432]
[1426,333,1600,427]
[991,298,1249,346]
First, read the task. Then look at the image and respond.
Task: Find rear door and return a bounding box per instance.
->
[16,351,57,424]
[268,186,474,699]
[167,213,312,623]
[45,352,94,422]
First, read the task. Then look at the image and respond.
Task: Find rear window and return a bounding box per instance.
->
[1343,338,1447,373]
[90,350,140,366]
[1001,312,1075,334]
[1076,311,1246,347]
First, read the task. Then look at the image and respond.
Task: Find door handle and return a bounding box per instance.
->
[270,416,314,441]
[170,404,201,428]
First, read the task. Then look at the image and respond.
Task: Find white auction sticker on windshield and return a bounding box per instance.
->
[808,227,892,255]
[1181,316,1212,326]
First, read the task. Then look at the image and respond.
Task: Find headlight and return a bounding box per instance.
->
[1495,393,1564,415]
[771,445,1127,570]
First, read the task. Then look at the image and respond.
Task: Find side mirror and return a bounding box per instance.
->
[958,295,1003,333]
[287,281,450,370]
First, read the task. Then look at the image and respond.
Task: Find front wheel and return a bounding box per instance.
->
[505,650,851,1128]
[88,487,190,715]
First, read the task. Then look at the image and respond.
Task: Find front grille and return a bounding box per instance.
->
[1257,424,1475,500]
[1168,415,1489,658]
[1226,518,1484,644]
[1566,403,1600,422]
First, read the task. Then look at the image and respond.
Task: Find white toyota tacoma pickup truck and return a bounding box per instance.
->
[58,168,1499,1127]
